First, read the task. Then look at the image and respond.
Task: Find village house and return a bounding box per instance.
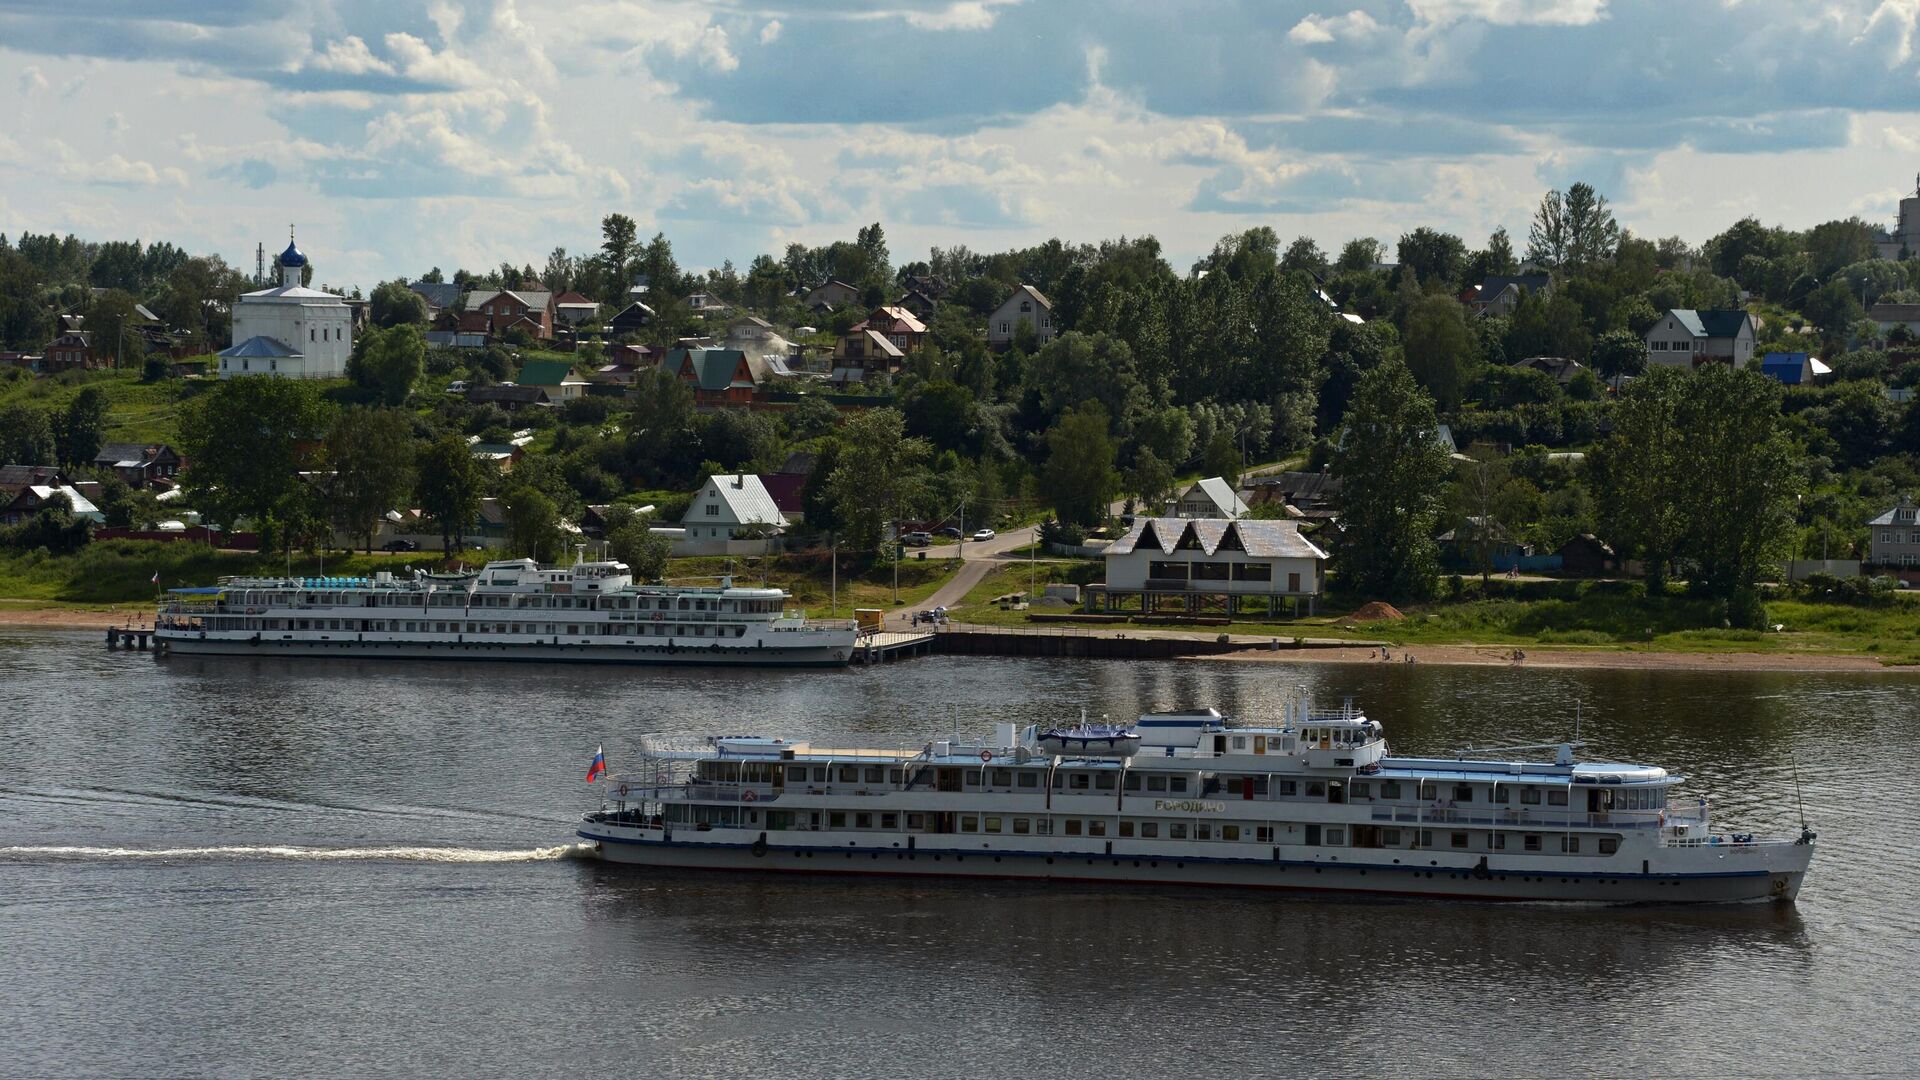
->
[1514,355,1587,385]
[1090,517,1326,618]
[0,465,68,500]
[460,289,554,340]
[1172,477,1249,519]
[829,329,904,382]
[1463,274,1552,317]
[92,443,182,489]
[684,292,730,316]
[408,281,461,320]
[1868,302,1920,338]
[851,306,927,354]
[515,359,588,403]
[898,287,939,320]
[1867,498,1920,575]
[465,384,552,412]
[1759,352,1832,386]
[804,279,862,312]
[662,347,776,407]
[987,285,1055,350]
[41,328,99,373]
[674,474,787,555]
[606,301,653,338]
[552,291,601,327]
[0,484,102,526]
[1644,309,1758,369]
[1244,470,1342,520]
[1556,534,1617,577]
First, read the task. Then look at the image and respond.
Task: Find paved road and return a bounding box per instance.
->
[887,525,1042,627]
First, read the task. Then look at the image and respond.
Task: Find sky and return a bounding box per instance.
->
[6,0,1920,293]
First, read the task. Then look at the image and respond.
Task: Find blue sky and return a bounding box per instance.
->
[5,0,1920,291]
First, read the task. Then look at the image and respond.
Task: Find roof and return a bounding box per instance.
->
[14,484,99,516]
[466,385,551,405]
[279,238,306,268]
[685,474,786,527]
[858,329,905,358]
[1664,309,1751,339]
[758,472,807,514]
[553,292,597,308]
[609,301,654,322]
[1000,284,1052,311]
[1107,517,1327,560]
[93,442,176,465]
[1477,274,1550,297]
[668,347,768,391]
[855,306,927,334]
[218,336,302,358]
[238,284,345,302]
[1180,477,1250,517]
[0,465,65,491]
[1868,501,1917,526]
[516,359,580,386]
[1870,302,1920,322]
[410,282,460,309]
[465,289,553,312]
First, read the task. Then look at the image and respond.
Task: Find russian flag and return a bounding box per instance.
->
[585,745,606,783]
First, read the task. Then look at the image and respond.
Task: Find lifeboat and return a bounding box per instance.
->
[1037,726,1141,758]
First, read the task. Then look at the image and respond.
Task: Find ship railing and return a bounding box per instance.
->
[1365,805,1674,829]
[1660,833,1798,849]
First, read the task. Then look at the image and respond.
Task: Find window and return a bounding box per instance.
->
[1419,830,1434,847]
[966,770,983,786]
[787,766,807,782]
[1141,822,1160,838]
[1306,782,1325,798]
[960,816,978,833]
[705,504,718,515]
[906,813,925,830]
[1069,773,1090,790]
[1548,790,1568,806]
[812,767,828,782]
[1170,777,1188,793]
[1192,823,1210,841]
[1451,832,1469,849]
[1598,837,1618,854]
[1454,785,1474,803]
[1562,836,1581,853]
[1017,772,1038,788]
[838,767,857,783]
[1382,828,1401,846]
[864,767,884,784]
[992,769,1012,786]
[1524,834,1542,851]
[1521,787,1541,805]
[1118,821,1135,838]
[1064,819,1082,836]
[1012,818,1031,835]
[1147,775,1168,792]
[1169,823,1188,840]
[829,812,847,828]
[1034,819,1052,835]
[1088,820,1107,837]
[1279,780,1297,796]
[1222,825,1240,841]
[984,817,1002,833]
[1352,782,1370,798]
[1490,833,1506,850]
[881,813,897,830]
[1325,828,1344,846]
[855,813,872,829]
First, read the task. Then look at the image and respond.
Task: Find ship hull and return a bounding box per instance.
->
[579,827,1809,904]
[157,632,851,667]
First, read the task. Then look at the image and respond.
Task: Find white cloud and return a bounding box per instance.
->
[18,65,48,94]
[903,2,1019,31]
[760,19,783,45]
[48,141,187,187]
[1288,11,1383,44]
[382,33,488,87]
[1406,0,1609,27]
[1857,0,1920,67]
[308,36,395,77]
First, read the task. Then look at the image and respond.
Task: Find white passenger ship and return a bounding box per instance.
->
[155,557,856,666]
[579,705,1815,903]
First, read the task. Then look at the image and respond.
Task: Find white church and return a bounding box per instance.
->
[217,231,353,379]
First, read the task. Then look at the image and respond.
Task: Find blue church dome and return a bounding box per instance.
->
[279,238,307,268]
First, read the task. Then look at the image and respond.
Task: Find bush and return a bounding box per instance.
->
[1038,519,1086,546]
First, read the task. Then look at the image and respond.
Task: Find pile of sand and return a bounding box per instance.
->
[1344,601,1406,623]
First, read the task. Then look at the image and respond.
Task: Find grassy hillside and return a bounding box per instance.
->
[0,367,212,444]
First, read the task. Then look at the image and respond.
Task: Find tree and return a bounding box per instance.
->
[368,280,428,328]
[1673,365,1800,613]
[503,485,564,561]
[56,387,107,467]
[1336,238,1385,273]
[628,367,697,485]
[1396,228,1467,289]
[901,380,977,454]
[0,403,54,465]
[1125,447,1176,512]
[1040,401,1120,528]
[1589,367,1688,592]
[1591,328,1649,387]
[1527,181,1619,272]
[605,505,670,581]
[351,324,426,406]
[177,377,330,551]
[1805,218,1877,279]
[86,288,141,368]
[1202,431,1244,491]
[1280,237,1328,276]
[1331,359,1451,601]
[601,214,638,281]
[416,433,486,553]
[824,408,930,551]
[324,407,416,552]
[1803,279,1865,337]
[1448,449,1524,583]
[1839,259,1908,308]
[1401,293,1476,411]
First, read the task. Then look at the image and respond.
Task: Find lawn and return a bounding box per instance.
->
[0,541,487,607]
[663,551,957,617]
[0,368,210,444]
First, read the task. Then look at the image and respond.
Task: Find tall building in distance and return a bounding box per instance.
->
[217,229,353,379]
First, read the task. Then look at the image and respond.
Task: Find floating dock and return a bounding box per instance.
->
[852,631,936,664]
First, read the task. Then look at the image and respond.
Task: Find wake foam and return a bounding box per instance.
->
[0,843,598,863]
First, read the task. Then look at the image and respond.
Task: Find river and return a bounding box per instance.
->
[1,631,1914,1078]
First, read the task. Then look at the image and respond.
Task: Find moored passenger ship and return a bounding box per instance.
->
[155,557,856,666]
[580,705,1814,903]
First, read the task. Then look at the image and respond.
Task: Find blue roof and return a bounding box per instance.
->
[219,335,302,358]
[279,239,307,268]
[166,586,225,595]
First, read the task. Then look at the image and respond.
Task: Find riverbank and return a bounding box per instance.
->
[0,603,150,630]
[1206,642,1903,673]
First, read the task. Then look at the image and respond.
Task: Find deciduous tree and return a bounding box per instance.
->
[1331,359,1451,600]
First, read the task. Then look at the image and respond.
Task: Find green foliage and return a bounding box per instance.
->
[1590,328,1648,385]
[0,402,55,464]
[1402,293,1475,410]
[1396,227,1467,288]
[1201,431,1244,491]
[177,377,330,551]
[605,505,670,581]
[1332,359,1451,600]
[324,407,416,550]
[369,280,428,328]
[503,485,564,561]
[415,433,487,553]
[824,408,931,550]
[1527,181,1619,272]
[351,324,427,406]
[1039,401,1119,528]
[1124,446,1175,511]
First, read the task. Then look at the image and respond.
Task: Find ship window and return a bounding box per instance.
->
[855,813,872,829]
[863,767,883,783]
[966,770,983,786]
[1146,775,1168,792]
[1064,820,1082,836]
[907,813,926,830]
[1088,820,1107,837]
[960,816,978,833]
[984,817,1002,834]
[1124,775,1141,791]
[829,812,846,828]
[1451,832,1468,849]
[1094,774,1115,791]
[812,767,828,782]
[1232,736,1247,750]
[788,766,807,782]
[1017,772,1038,789]
[1222,825,1240,841]
[1141,823,1160,838]
[1599,837,1618,854]
[889,769,903,784]
[1279,780,1297,796]
[1169,823,1188,840]
[1562,836,1581,853]
[1454,785,1474,803]
[1524,834,1542,851]
[1548,790,1568,806]
[837,767,856,782]
[1419,831,1434,847]
[1069,773,1090,790]
[1491,833,1507,850]
[1256,826,1274,843]
[1325,828,1344,846]
[1351,781,1370,798]
[1521,787,1541,805]
[1226,778,1243,796]
[1013,818,1031,835]
[1117,821,1134,838]
[1382,828,1401,845]
[992,769,1012,786]
[1305,782,1325,798]
[1192,823,1209,841]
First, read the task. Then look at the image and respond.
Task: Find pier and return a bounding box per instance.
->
[931,625,1245,660]
[852,631,937,664]
[105,626,154,650]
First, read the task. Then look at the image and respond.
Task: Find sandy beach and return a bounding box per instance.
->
[1211,642,1907,673]
[0,606,149,630]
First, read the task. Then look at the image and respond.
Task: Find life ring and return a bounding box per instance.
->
[617,783,629,797]
[652,612,663,621]
[979,749,994,763]
[742,789,759,802]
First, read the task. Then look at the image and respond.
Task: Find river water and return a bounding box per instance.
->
[1,631,1915,1078]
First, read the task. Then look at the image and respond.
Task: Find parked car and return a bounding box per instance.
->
[381,539,420,552]
[445,380,468,394]
[901,531,932,547]
[971,528,996,541]
[936,526,962,539]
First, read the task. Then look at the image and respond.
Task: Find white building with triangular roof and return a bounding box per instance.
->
[218,230,353,379]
